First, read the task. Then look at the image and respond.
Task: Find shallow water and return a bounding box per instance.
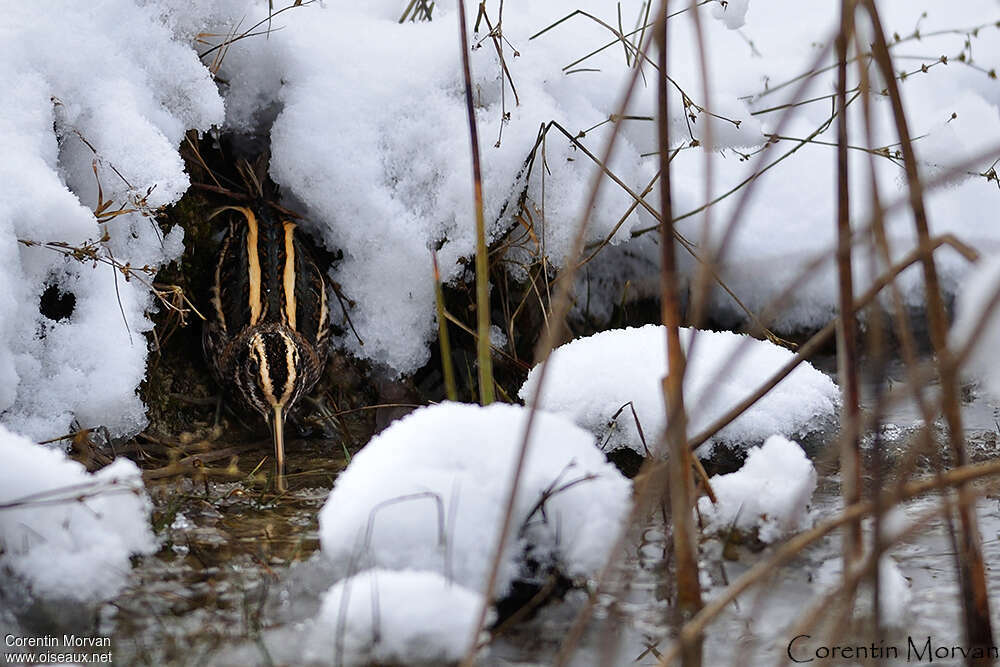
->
[107,438,347,665]
[4,358,1000,666]
[481,362,1000,666]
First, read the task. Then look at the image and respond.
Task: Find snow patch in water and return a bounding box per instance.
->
[318,402,631,596]
[519,325,839,456]
[307,568,490,666]
[697,434,817,543]
[0,424,157,601]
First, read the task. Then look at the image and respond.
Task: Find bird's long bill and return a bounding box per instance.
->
[270,405,286,492]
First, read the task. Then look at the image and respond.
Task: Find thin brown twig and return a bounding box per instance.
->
[834,0,863,566]
[656,4,704,665]
[860,0,994,654]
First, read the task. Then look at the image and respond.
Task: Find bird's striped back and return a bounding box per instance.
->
[209,205,329,352]
[202,191,332,489]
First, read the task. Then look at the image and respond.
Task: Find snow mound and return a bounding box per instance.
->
[208,1,764,373]
[1,1,223,440]
[0,424,157,601]
[5,0,1000,434]
[519,325,839,456]
[816,556,912,627]
[951,254,1000,397]
[697,435,816,543]
[318,402,631,596]
[306,569,490,667]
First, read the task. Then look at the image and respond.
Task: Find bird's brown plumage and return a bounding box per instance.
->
[203,203,330,487]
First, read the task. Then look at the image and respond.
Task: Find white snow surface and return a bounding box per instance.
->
[5,0,1000,441]
[816,555,912,628]
[519,325,839,456]
[1,1,222,440]
[196,0,774,373]
[318,402,632,596]
[951,254,1000,398]
[0,424,157,601]
[306,569,490,667]
[668,2,1000,332]
[697,435,817,543]
[711,0,750,30]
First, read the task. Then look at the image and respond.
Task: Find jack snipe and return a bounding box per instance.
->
[204,199,330,489]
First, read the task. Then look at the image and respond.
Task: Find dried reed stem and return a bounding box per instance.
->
[457,0,495,406]
[834,0,863,566]
[460,4,662,663]
[656,6,703,667]
[860,0,994,656]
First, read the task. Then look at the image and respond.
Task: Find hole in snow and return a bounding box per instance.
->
[39,284,76,321]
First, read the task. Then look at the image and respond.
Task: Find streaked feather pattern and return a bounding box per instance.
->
[204,203,330,421]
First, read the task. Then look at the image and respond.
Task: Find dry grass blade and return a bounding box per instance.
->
[475,1,519,147]
[432,251,458,401]
[456,0,495,407]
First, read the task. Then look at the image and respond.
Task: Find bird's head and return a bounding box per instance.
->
[235,326,309,488]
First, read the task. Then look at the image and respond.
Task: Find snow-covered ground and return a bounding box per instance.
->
[1,2,221,441]
[0,424,156,601]
[312,401,630,662]
[4,0,1000,444]
[306,568,491,666]
[318,402,632,595]
[697,434,818,543]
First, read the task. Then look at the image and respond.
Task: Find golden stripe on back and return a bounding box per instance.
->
[241,206,263,327]
[282,221,298,330]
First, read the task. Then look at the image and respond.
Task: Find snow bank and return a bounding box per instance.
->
[4,0,999,442]
[670,1,1000,333]
[306,569,490,667]
[951,254,1000,397]
[1,1,222,440]
[519,325,839,456]
[697,435,817,543]
[0,425,157,601]
[318,402,631,596]
[816,556,912,627]
[202,0,765,374]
